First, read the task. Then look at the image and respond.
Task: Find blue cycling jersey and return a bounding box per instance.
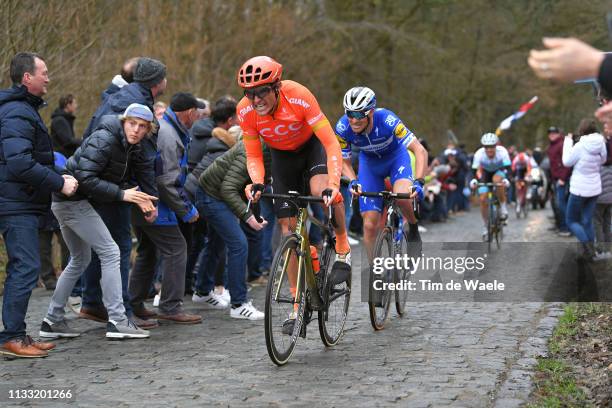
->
[334,108,415,159]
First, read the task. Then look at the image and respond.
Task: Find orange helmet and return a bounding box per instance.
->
[237,56,282,88]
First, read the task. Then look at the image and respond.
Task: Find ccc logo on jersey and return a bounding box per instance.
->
[394,123,408,139]
[260,123,304,138]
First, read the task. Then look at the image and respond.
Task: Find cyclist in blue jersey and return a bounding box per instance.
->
[336,87,428,259]
[469,133,512,240]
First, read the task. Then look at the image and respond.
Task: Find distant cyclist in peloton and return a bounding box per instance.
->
[469,133,511,240]
[512,150,533,213]
[335,86,428,259]
[237,56,352,294]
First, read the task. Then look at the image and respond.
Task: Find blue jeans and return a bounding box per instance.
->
[241,221,264,280]
[555,181,569,232]
[81,202,133,316]
[260,189,276,271]
[194,188,247,304]
[566,194,598,243]
[0,214,40,343]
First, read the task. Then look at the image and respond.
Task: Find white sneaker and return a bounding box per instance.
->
[593,251,612,261]
[230,300,264,320]
[68,296,82,314]
[192,291,229,310]
[153,293,160,307]
[219,289,230,304]
[418,225,427,233]
[500,203,508,219]
[334,251,352,267]
[482,226,488,241]
[348,236,360,246]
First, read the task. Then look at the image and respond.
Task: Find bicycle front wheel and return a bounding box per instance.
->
[496,213,503,249]
[318,239,351,347]
[264,235,306,366]
[487,202,495,253]
[369,227,393,330]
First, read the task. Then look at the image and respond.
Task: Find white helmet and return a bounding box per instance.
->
[343,87,376,111]
[480,132,499,146]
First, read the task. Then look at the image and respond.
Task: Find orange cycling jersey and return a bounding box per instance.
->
[237,80,342,188]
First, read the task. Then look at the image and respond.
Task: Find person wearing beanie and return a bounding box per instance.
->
[82,56,167,140]
[39,104,159,341]
[133,57,167,89]
[78,57,166,329]
[129,93,203,324]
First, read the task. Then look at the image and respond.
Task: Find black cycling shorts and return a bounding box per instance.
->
[479,169,506,183]
[270,136,328,218]
[514,167,527,180]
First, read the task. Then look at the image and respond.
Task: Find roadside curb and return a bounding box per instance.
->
[492,302,564,407]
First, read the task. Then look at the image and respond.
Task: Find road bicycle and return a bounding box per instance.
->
[257,191,351,366]
[477,182,504,252]
[358,190,416,331]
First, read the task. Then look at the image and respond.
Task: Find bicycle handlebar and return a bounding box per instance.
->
[476,182,506,187]
[260,192,325,203]
[358,191,413,199]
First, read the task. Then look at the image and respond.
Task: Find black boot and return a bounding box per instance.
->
[580,242,596,262]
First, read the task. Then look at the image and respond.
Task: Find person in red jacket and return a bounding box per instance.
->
[546,126,571,236]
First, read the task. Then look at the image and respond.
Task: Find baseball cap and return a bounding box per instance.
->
[123,103,154,122]
[170,92,206,112]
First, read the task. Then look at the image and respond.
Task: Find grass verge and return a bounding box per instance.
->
[528,303,611,408]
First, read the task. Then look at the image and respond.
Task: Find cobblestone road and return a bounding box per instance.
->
[0,208,590,407]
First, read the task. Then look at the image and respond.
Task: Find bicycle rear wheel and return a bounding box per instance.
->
[318,237,351,347]
[395,228,411,317]
[264,235,305,366]
[369,227,393,330]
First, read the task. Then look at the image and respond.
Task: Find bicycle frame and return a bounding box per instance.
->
[264,193,328,311]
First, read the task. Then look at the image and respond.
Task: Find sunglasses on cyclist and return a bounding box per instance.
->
[346,110,370,120]
[244,86,274,100]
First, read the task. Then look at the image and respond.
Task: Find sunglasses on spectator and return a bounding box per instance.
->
[346,110,370,120]
[244,86,274,100]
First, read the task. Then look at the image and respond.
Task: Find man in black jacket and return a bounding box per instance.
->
[0,52,78,358]
[187,97,237,172]
[40,103,158,341]
[50,94,80,157]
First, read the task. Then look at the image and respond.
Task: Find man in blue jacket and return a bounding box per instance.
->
[0,52,78,358]
[82,57,167,139]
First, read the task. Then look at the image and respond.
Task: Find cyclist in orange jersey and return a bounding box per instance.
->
[238,56,351,289]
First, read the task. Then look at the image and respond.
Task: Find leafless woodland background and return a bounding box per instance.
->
[1,0,610,150]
